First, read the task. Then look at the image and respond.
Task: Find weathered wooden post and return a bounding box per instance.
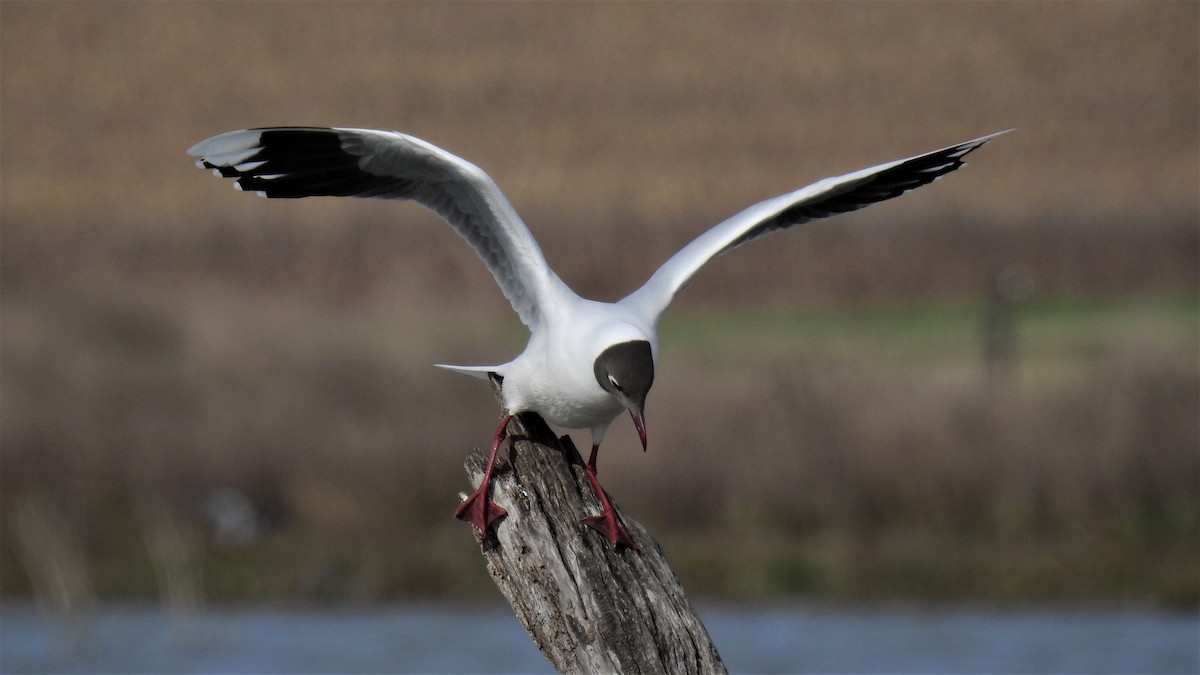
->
[460,376,725,673]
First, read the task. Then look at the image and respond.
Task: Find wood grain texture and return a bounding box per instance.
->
[460,376,725,674]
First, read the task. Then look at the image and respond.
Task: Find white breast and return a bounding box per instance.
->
[500,339,623,430]
[498,299,654,431]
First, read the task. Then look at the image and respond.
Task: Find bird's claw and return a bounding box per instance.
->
[583,511,638,550]
[455,487,507,531]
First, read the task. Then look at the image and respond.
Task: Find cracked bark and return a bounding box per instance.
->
[460,375,725,674]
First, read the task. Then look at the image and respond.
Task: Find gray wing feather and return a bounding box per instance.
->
[188,127,567,328]
[622,130,1009,322]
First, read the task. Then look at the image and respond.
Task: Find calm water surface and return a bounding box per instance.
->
[2,603,1196,673]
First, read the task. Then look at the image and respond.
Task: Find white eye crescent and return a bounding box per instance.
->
[608,374,622,391]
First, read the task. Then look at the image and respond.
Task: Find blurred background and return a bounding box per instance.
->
[2,1,1197,671]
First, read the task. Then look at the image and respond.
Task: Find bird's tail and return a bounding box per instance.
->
[433,363,502,380]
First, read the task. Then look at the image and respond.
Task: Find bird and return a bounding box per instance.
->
[188,126,1008,550]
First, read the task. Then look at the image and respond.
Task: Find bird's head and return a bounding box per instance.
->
[593,340,655,451]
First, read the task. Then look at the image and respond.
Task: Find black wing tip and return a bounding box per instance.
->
[189,127,383,199]
[901,128,1013,178]
[960,128,1014,151]
[186,126,345,160]
[252,127,342,142]
[758,129,1011,234]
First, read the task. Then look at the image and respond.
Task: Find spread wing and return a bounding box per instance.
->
[187,127,570,329]
[621,130,1009,322]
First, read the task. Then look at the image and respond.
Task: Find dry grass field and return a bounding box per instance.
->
[1,1,1196,606]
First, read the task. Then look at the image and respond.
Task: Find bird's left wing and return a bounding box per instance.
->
[188,127,569,329]
[621,130,1009,323]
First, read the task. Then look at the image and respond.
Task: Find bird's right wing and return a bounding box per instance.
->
[621,131,1009,323]
[188,127,571,329]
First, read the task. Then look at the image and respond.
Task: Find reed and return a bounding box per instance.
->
[1,0,1196,605]
[2,263,1195,604]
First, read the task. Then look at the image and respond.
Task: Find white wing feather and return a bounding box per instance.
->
[188,127,570,329]
[621,131,1010,322]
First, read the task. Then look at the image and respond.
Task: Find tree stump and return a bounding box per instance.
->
[460,375,725,674]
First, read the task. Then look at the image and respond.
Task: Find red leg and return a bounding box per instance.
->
[455,414,511,532]
[581,443,638,550]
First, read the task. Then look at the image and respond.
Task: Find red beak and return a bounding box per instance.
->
[629,409,647,451]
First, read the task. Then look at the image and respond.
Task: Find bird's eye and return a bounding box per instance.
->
[608,374,623,391]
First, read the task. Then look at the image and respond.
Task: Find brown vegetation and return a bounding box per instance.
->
[1,1,1196,605]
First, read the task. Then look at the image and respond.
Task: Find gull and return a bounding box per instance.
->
[188,127,1007,549]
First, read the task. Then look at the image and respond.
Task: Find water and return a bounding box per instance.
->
[2,603,1196,673]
